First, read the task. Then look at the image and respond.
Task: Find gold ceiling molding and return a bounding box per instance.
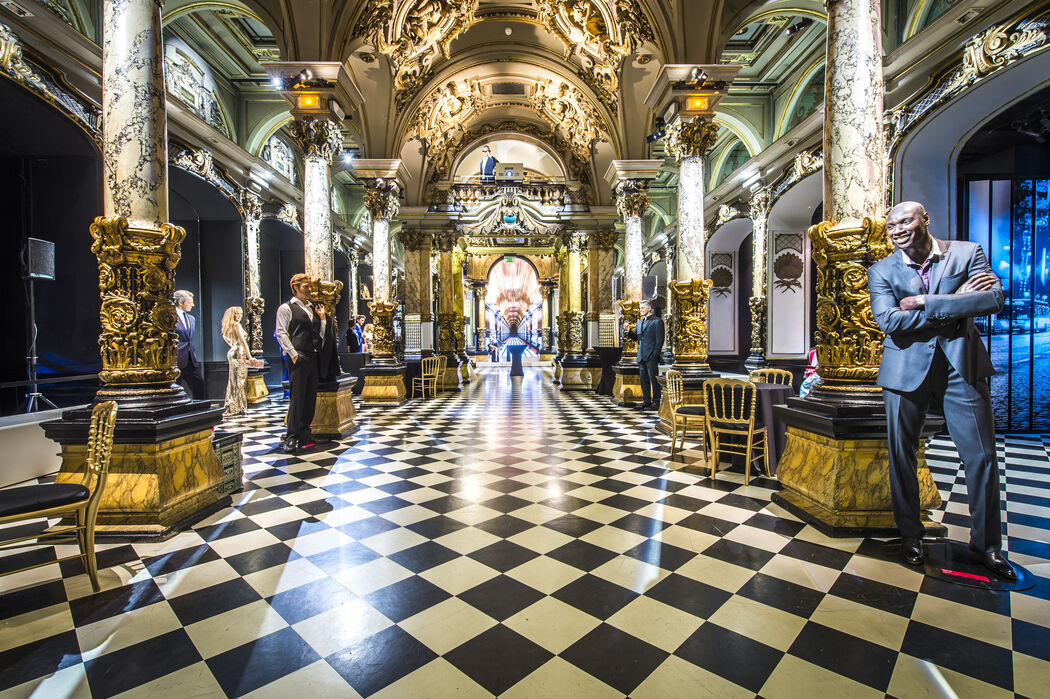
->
[536,0,653,115]
[531,79,606,161]
[412,78,486,151]
[353,0,480,112]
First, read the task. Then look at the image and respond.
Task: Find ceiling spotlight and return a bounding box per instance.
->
[271,76,283,89]
[785,18,814,36]
[688,67,707,84]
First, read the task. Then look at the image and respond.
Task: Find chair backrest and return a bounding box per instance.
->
[665,369,684,408]
[421,356,441,378]
[749,368,793,387]
[704,379,756,425]
[437,354,448,373]
[84,401,118,509]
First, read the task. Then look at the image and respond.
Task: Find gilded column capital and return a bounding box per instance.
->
[289,116,341,162]
[590,228,619,250]
[559,229,587,253]
[749,187,771,222]
[400,229,433,251]
[666,116,720,163]
[434,227,458,252]
[363,178,400,221]
[240,190,263,222]
[554,247,568,266]
[348,248,360,265]
[615,180,650,221]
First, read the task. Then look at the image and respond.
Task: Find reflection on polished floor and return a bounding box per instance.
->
[1,365,1049,698]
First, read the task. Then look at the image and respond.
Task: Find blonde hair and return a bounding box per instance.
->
[363,323,374,334]
[221,306,244,343]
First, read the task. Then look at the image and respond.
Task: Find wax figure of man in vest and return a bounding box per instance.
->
[868,200,1014,580]
[275,274,326,454]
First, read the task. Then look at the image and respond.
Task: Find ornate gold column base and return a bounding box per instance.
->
[54,429,225,536]
[611,371,644,406]
[361,374,408,406]
[440,364,463,391]
[245,373,269,404]
[559,366,595,391]
[312,376,358,438]
[772,427,945,537]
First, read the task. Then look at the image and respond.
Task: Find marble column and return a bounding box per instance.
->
[400,229,433,359]
[359,178,407,405]
[452,246,470,381]
[349,249,360,320]
[290,117,341,282]
[435,228,462,389]
[42,0,228,538]
[553,247,569,384]
[540,279,555,352]
[609,180,648,404]
[661,241,676,365]
[772,0,943,537]
[470,279,486,349]
[745,188,771,371]
[587,230,618,353]
[241,189,269,404]
[665,116,719,381]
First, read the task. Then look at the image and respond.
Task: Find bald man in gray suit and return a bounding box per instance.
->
[868,201,1013,580]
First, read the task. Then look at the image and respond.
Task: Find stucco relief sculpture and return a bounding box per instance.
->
[354,0,480,111]
[531,80,605,160]
[413,79,485,152]
[536,0,653,112]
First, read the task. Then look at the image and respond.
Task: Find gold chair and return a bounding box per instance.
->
[748,368,794,387]
[412,356,441,398]
[665,369,708,460]
[0,400,118,592]
[436,354,448,392]
[703,379,769,484]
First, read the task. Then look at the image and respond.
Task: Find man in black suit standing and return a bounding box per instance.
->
[346,315,365,352]
[174,289,206,400]
[479,145,498,183]
[623,299,664,411]
[868,200,1013,579]
[275,274,326,453]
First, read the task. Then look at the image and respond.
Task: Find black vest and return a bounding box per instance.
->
[286,301,321,354]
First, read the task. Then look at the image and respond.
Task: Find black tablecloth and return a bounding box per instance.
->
[595,347,623,395]
[752,382,793,474]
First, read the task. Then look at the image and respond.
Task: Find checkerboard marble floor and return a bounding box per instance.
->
[2,365,1049,698]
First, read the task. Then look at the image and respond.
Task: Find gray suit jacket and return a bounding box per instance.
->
[868,238,1003,393]
[626,314,665,363]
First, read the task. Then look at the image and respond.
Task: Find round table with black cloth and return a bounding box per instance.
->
[707,381,793,476]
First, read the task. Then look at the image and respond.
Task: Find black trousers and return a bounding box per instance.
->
[286,352,319,441]
[883,348,1001,552]
[179,361,206,400]
[638,356,661,405]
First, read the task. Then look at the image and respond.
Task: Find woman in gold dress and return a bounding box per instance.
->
[221,306,252,417]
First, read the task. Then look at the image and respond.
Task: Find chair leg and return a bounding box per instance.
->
[80,508,100,592]
[670,419,678,458]
[710,435,718,479]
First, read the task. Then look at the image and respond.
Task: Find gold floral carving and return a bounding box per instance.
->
[591,228,619,249]
[363,179,401,220]
[455,314,466,352]
[559,229,587,253]
[748,295,766,357]
[310,279,344,321]
[619,299,639,358]
[400,229,433,251]
[369,300,399,359]
[670,279,713,365]
[354,0,480,111]
[289,117,342,162]
[246,296,265,356]
[665,117,719,162]
[437,312,459,353]
[562,310,584,352]
[276,203,300,229]
[615,180,650,221]
[715,204,742,227]
[809,218,892,388]
[946,20,1047,92]
[531,80,606,161]
[535,0,653,113]
[434,227,459,252]
[90,217,185,385]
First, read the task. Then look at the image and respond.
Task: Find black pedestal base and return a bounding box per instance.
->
[875,539,1034,591]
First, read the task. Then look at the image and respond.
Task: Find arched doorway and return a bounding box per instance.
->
[485,256,541,360]
[960,86,1050,431]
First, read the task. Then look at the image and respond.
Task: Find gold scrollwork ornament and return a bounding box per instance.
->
[669,279,712,365]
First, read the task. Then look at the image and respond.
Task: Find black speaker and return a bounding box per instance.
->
[27,238,55,280]
[642,275,657,300]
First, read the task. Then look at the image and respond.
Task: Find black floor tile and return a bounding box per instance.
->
[0,579,67,621]
[789,621,898,690]
[779,538,854,570]
[444,624,553,695]
[0,630,81,691]
[406,515,468,539]
[195,517,261,541]
[546,539,619,572]
[737,573,826,618]
[828,573,918,617]
[676,512,739,537]
[674,623,783,693]
[388,541,461,573]
[1013,618,1050,661]
[305,541,382,575]
[645,573,732,619]
[900,620,1013,689]
[207,627,321,697]
[68,579,165,627]
[542,513,604,538]
[561,622,668,694]
[364,576,451,623]
[168,578,261,626]
[552,574,637,620]
[86,629,202,699]
[702,539,777,571]
[474,514,534,538]
[458,575,544,621]
[267,576,356,625]
[326,625,438,696]
[609,513,671,537]
[336,515,400,541]
[623,539,697,571]
[58,544,140,577]
[223,543,299,576]
[467,540,540,572]
[142,544,221,577]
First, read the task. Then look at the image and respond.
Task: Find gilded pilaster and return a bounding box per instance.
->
[434,228,462,389]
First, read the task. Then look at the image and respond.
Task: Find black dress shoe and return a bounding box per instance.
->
[900,538,924,566]
[970,547,1017,581]
[283,438,299,454]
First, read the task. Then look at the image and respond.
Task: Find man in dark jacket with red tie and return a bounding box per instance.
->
[623,299,664,411]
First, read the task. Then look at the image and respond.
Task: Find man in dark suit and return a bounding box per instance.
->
[623,299,664,410]
[346,315,365,352]
[479,145,498,183]
[174,289,206,400]
[868,200,1013,579]
[275,274,326,453]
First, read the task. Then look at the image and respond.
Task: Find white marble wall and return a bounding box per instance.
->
[824,0,885,226]
[624,216,643,300]
[676,156,706,280]
[373,218,391,304]
[245,215,261,298]
[768,231,811,357]
[303,156,333,280]
[707,253,737,354]
[102,0,167,228]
